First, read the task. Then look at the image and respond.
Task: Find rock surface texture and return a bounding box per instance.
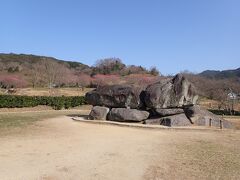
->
[155,108,184,117]
[144,74,198,109]
[85,85,144,109]
[108,108,149,122]
[85,74,234,129]
[145,114,192,127]
[184,105,233,129]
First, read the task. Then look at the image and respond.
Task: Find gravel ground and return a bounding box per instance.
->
[0,115,240,180]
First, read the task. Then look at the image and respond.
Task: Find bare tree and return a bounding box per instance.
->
[149,66,160,76]
[29,62,44,88]
[41,59,67,88]
[94,58,126,74]
[77,74,92,88]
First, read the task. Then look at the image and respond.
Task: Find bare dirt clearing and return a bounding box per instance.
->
[0,114,240,180]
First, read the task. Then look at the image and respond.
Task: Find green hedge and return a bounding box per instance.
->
[0,95,86,110]
[208,109,240,116]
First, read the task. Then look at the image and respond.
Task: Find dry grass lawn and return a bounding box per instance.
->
[199,97,240,111]
[0,109,240,179]
[224,116,240,130]
[0,109,89,136]
[1,87,93,96]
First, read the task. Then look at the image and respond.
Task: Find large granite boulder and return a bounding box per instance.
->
[145,113,192,127]
[108,108,149,122]
[184,105,234,129]
[89,106,109,120]
[155,108,184,117]
[144,74,198,109]
[85,85,145,109]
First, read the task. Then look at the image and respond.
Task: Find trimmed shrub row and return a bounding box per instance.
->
[208,109,240,116]
[0,95,86,110]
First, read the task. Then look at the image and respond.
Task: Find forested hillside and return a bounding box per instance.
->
[1,53,239,103]
[184,73,240,102]
[0,53,160,88]
[199,68,240,79]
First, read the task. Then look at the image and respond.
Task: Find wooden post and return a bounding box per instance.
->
[209,118,212,127]
[220,120,223,129]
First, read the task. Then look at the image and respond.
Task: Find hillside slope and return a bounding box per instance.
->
[0,53,90,73]
[0,53,160,88]
[199,68,240,79]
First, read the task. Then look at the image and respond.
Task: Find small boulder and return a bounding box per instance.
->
[155,108,184,117]
[85,85,145,109]
[145,114,192,127]
[144,74,198,109]
[108,108,149,122]
[89,106,109,120]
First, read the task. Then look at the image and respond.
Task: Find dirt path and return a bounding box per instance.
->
[0,116,240,180]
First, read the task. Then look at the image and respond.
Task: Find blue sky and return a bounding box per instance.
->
[1,0,240,75]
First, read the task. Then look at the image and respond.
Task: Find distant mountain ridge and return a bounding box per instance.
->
[1,53,239,80]
[199,68,240,79]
